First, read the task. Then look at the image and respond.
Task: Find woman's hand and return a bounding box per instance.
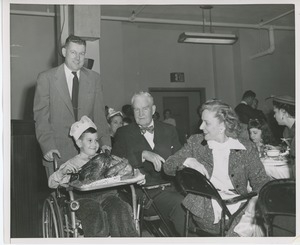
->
[183,157,209,178]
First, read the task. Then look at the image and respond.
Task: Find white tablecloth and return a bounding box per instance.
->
[261,157,290,179]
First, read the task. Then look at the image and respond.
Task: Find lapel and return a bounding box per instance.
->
[132,123,153,151]
[54,64,74,117]
[229,149,243,171]
[199,139,214,169]
[153,121,163,150]
[77,68,91,117]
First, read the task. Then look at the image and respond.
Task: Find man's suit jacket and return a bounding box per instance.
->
[234,103,257,124]
[33,64,110,168]
[112,121,182,185]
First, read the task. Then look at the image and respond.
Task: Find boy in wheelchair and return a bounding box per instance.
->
[48,116,138,237]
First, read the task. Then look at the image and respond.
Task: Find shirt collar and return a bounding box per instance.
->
[78,151,96,161]
[240,100,247,105]
[64,64,80,77]
[207,137,246,150]
[139,120,154,128]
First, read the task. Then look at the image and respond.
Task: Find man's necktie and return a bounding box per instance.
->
[140,125,154,134]
[71,71,79,121]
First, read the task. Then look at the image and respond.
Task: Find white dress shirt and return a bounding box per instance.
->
[207,138,246,224]
[140,120,155,149]
[64,64,80,98]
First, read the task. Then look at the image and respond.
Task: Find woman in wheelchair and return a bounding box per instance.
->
[48,116,138,237]
[164,99,271,236]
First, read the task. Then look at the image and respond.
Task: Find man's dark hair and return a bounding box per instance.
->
[79,127,97,139]
[122,104,134,117]
[64,34,86,48]
[242,90,256,100]
[123,117,133,125]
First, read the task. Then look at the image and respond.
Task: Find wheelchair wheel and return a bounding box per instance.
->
[143,219,170,237]
[42,193,64,238]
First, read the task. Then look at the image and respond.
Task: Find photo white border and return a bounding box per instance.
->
[2,0,299,244]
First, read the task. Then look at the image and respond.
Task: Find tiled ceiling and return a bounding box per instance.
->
[101,4,295,27]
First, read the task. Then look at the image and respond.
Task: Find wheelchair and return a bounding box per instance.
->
[42,185,81,238]
[139,182,176,237]
[42,184,140,238]
[42,155,140,238]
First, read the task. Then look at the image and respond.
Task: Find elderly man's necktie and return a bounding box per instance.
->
[71,71,79,121]
[140,125,154,134]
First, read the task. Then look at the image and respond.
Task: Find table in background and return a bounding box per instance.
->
[261,156,291,179]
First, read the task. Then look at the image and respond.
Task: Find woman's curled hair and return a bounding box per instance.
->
[248,118,277,145]
[201,99,241,138]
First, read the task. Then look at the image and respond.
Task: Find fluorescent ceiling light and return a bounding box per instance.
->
[178,32,238,45]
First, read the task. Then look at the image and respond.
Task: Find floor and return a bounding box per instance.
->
[141,230,153,237]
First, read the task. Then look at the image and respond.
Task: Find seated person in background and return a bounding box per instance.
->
[271,95,295,177]
[123,117,132,126]
[107,108,124,146]
[235,90,258,124]
[163,109,176,127]
[248,118,277,157]
[251,98,267,122]
[112,91,186,236]
[252,98,258,110]
[153,111,160,121]
[122,104,135,124]
[235,90,259,140]
[164,99,270,237]
[48,116,138,237]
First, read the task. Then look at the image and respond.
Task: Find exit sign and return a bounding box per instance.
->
[170,72,185,82]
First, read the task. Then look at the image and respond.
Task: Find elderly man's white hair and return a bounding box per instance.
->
[131,91,154,106]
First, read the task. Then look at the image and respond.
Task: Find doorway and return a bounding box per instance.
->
[149,88,206,144]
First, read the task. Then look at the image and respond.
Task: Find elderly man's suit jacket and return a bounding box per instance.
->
[34,64,110,168]
[112,121,182,185]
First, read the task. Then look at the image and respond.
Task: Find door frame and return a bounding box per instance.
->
[149,87,206,138]
[148,87,206,106]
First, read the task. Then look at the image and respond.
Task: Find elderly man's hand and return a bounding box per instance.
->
[142,150,165,172]
[101,145,112,153]
[137,178,146,185]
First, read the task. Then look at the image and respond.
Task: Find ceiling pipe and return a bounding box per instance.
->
[134,5,146,17]
[250,26,275,59]
[258,9,294,27]
[10,9,55,17]
[9,8,293,31]
[101,15,294,31]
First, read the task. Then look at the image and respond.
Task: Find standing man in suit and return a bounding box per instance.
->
[235,90,259,140]
[34,35,111,178]
[235,90,258,124]
[112,91,186,236]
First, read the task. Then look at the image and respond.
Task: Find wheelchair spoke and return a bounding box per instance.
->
[42,194,66,238]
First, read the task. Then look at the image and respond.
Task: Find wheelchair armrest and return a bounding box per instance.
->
[142,182,172,190]
[224,192,257,205]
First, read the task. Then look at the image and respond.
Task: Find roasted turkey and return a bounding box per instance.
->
[70,152,133,185]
